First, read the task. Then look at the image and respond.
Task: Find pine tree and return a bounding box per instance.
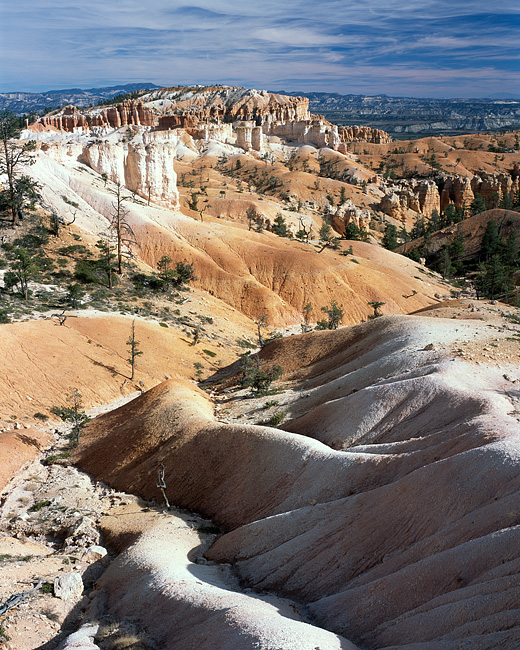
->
[0,110,37,225]
[480,220,500,261]
[382,223,398,250]
[316,300,344,329]
[272,213,289,237]
[127,320,143,380]
[470,193,487,216]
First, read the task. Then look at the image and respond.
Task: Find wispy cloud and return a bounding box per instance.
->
[0,1,518,97]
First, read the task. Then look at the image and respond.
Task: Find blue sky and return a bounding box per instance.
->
[0,0,519,98]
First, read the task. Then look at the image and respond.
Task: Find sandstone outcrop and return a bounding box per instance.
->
[338,125,392,145]
[38,100,155,132]
[415,179,441,217]
[143,86,310,127]
[440,175,475,211]
[379,179,441,220]
[379,191,407,221]
[235,121,264,151]
[328,199,371,233]
[30,86,394,159]
[471,170,519,206]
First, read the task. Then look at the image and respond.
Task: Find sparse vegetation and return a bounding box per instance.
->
[316,300,344,330]
[267,411,286,426]
[50,389,89,446]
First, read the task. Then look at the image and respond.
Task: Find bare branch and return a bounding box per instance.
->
[156,463,171,509]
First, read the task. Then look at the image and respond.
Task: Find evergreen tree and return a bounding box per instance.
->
[3,247,41,300]
[427,209,439,233]
[316,300,344,329]
[344,221,369,242]
[382,223,398,250]
[126,319,143,380]
[480,255,508,298]
[368,301,385,319]
[501,231,518,267]
[95,238,116,288]
[438,246,454,279]
[480,220,500,260]
[410,214,426,239]
[499,191,512,210]
[398,224,409,242]
[470,193,487,216]
[272,213,289,237]
[449,234,465,274]
[0,110,37,225]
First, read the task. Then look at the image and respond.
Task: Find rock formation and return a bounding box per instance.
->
[328,199,371,233]
[415,179,441,217]
[31,86,390,152]
[338,125,392,145]
[471,171,519,206]
[440,175,475,212]
[236,121,264,151]
[379,179,440,220]
[38,100,155,132]
[81,134,179,209]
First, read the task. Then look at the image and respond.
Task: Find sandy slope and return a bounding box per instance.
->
[28,150,451,326]
[0,312,242,428]
[73,306,520,649]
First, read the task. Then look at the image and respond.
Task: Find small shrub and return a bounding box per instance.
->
[42,451,71,465]
[267,411,285,426]
[39,582,54,594]
[29,500,51,512]
[202,349,216,357]
[0,623,10,641]
[33,412,48,421]
[195,525,222,535]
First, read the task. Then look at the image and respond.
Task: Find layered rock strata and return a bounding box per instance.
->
[38,100,155,132]
[81,135,179,209]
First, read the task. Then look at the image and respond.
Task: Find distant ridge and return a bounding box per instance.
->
[0,83,163,114]
[277,90,520,136]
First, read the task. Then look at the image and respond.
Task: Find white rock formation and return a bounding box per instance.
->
[82,135,180,210]
[54,572,84,601]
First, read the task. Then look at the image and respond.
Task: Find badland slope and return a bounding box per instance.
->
[73,303,520,649]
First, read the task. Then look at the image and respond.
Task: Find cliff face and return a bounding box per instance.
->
[338,125,392,145]
[440,170,519,211]
[379,179,441,220]
[81,134,179,210]
[38,100,155,132]
[440,176,475,211]
[31,86,391,150]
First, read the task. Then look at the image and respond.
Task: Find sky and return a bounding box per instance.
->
[0,0,519,98]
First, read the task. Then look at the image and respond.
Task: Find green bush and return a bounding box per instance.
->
[267,411,285,426]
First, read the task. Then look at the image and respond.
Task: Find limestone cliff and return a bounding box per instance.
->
[81,134,179,210]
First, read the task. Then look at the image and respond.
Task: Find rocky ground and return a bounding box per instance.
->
[0,396,146,650]
[0,394,352,650]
